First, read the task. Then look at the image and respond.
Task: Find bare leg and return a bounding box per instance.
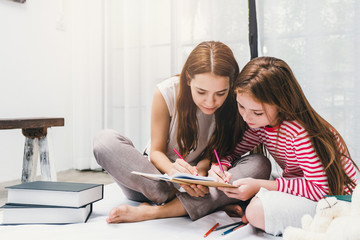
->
[107,197,186,223]
[245,197,265,230]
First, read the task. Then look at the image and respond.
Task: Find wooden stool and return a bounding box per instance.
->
[0,118,64,182]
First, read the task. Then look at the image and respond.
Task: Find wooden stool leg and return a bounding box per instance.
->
[38,136,51,181]
[22,137,39,183]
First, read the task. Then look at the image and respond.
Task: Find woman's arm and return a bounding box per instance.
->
[150,88,210,197]
[149,88,174,174]
[149,88,197,176]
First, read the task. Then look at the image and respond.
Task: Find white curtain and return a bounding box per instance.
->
[257,0,360,168]
[104,0,250,150]
[104,0,360,171]
[72,0,105,170]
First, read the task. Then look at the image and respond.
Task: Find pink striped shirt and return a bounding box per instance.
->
[222,120,358,201]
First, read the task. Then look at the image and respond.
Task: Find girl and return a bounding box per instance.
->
[93,41,271,223]
[218,56,359,235]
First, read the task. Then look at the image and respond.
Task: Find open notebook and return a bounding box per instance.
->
[131,171,237,188]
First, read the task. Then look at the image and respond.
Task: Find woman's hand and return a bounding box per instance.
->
[179,183,209,197]
[170,159,209,197]
[208,164,232,183]
[218,177,261,201]
[168,158,198,176]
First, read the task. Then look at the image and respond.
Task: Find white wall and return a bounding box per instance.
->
[0,0,104,182]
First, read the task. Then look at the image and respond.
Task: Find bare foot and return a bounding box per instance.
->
[106,202,156,223]
[221,204,243,218]
[106,197,187,224]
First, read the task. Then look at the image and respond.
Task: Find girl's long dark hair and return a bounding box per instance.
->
[235,56,358,195]
[176,41,244,162]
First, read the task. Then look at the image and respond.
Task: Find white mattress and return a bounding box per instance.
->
[0,183,282,240]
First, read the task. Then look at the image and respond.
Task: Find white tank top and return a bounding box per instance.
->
[146,76,215,166]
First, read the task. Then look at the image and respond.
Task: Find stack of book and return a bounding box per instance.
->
[1,181,104,225]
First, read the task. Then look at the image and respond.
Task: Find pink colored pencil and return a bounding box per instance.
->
[173,148,198,175]
[173,148,186,161]
[214,149,226,177]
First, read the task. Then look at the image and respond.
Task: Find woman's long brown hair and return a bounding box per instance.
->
[235,56,358,195]
[176,41,244,162]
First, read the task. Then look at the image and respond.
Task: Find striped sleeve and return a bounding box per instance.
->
[220,128,262,168]
[276,130,329,201]
[336,134,358,189]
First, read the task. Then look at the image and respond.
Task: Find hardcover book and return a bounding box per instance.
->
[6,181,104,207]
[131,171,237,188]
[1,203,92,224]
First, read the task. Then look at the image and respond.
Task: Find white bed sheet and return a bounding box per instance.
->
[0,183,282,240]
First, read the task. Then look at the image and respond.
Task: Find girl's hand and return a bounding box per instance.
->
[218,177,261,201]
[208,164,232,183]
[219,178,277,201]
[179,183,209,197]
[168,159,198,176]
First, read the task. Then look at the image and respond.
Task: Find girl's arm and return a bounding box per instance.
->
[274,129,357,201]
[275,131,330,201]
[227,130,328,201]
[220,128,262,168]
[209,129,262,183]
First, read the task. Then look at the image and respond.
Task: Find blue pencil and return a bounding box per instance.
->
[214,221,243,231]
[221,222,246,235]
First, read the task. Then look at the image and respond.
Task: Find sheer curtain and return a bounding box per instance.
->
[257,0,360,168]
[104,0,250,150]
[104,0,360,171]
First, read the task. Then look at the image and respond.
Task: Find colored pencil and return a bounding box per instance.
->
[221,222,247,235]
[173,148,186,161]
[233,223,247,231]
[204,222,219,238]
[214,149,227,182]
[173,148,199,176]
[214,221,243,231]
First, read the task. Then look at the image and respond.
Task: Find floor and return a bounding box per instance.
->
[0,169,114,209]
[0,172,281,240]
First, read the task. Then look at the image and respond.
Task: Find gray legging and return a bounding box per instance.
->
[93,129,271,220]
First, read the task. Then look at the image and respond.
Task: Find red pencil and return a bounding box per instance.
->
[204,222,219,238]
